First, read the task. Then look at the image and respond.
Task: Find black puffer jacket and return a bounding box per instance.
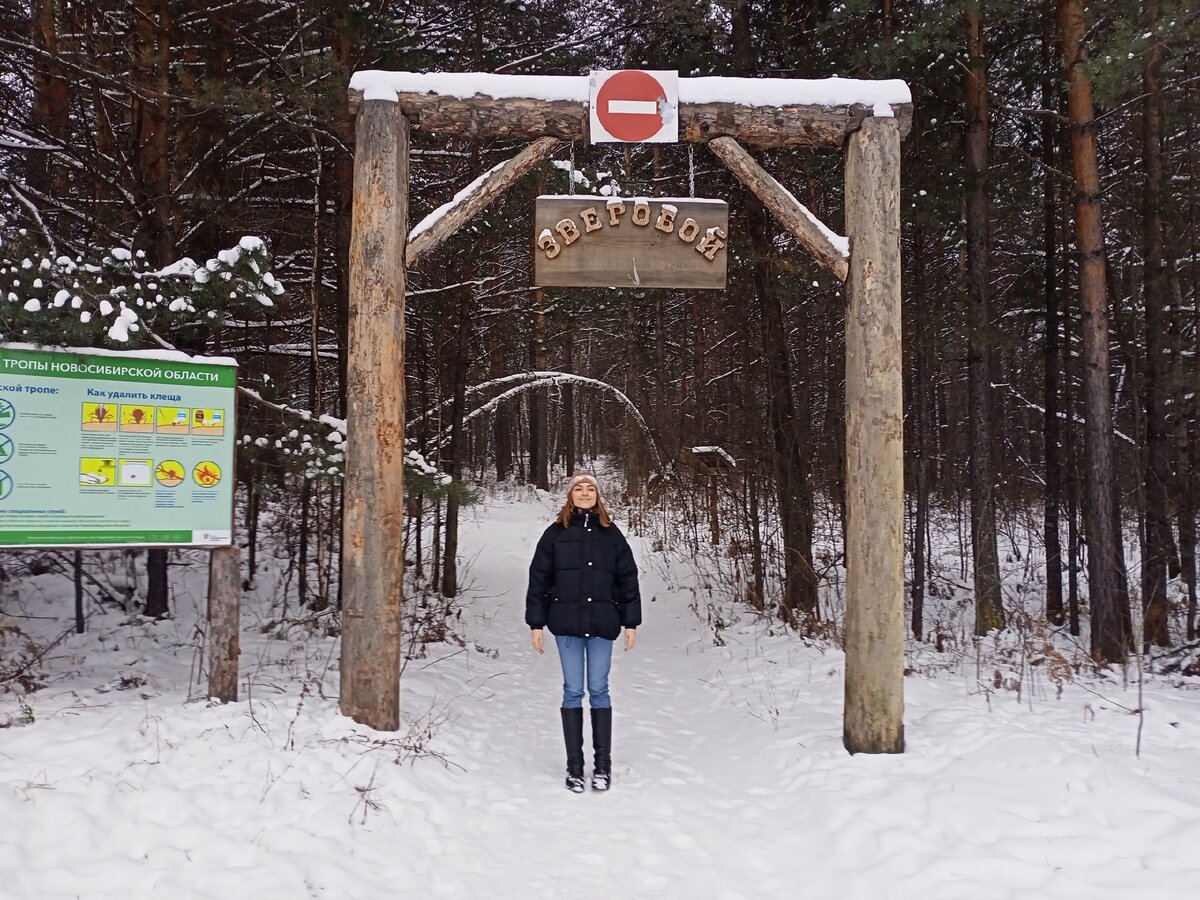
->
[525,509,642,640]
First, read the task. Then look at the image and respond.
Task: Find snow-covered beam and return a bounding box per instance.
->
[348,72,912,149]
[407,137,559,267]
[707,136,849,281]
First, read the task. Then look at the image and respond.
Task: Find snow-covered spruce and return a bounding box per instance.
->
[0,234,284,347]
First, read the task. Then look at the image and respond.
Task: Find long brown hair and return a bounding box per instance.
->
[557,496,612,528]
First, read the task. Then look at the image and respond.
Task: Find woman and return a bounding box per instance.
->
[526,473,641,793]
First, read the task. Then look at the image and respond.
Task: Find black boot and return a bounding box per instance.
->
[590,707,612,791]
[560,707,585,793]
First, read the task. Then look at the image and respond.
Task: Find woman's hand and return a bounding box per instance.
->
[624,629,637,652]
[531,629,545,654]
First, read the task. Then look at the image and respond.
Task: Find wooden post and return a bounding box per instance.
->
[341,98,408,731]
[843,117,905,754]
[207,546,240,702]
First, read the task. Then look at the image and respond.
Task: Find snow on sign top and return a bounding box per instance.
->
[349,71,912,109]
[691,446,737,468]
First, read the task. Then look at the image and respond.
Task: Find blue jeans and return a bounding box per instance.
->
[554,635,613,709]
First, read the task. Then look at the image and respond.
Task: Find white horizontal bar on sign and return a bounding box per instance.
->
[607,99,659,115]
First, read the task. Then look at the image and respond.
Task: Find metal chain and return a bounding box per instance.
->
[569,141,575,195]
[688,143,695,198]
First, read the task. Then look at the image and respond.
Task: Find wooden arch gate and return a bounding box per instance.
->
[342,72,912,754]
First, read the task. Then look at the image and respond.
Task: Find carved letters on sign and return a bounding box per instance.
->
[536,199,726,261]
[533,195,729,289]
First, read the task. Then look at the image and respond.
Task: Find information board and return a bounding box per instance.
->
[0,345,237,548]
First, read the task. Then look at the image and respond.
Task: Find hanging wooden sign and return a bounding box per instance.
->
[533,195,728,290]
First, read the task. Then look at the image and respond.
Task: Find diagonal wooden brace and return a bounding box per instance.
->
[707,135,849,282]
[406,136,560,267]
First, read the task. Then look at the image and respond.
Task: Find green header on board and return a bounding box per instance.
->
[0,347,236,388]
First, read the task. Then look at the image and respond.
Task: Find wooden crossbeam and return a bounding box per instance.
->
[407,137,559,267]
[707,136,849,282]
[348,79,912,149]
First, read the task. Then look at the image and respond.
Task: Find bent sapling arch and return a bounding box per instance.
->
[420,371,665,466]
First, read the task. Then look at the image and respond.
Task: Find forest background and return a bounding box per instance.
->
[1,0,1198,673]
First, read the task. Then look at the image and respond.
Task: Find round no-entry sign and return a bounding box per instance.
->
[589,70,679,144]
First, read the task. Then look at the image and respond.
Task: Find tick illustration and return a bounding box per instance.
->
[88,405,112,423]
[130,408,146,424]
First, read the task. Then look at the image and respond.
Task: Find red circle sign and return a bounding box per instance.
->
[595,71,668,142]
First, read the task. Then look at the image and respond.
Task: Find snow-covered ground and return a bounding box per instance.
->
[2,490,1199,899]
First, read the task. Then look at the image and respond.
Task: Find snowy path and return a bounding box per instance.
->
[359,495,1200,900]
[436,497,803,899]
[2,492,1199,899]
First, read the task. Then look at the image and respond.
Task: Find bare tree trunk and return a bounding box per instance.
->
[1058,0,1131,664]
[330,0,354,419]
[964,4,1004,634]
[731,2,816,625]
[431,496,442,593]
[752,202,818,624]
[299,481,313,607]
[491,343,512,481]
[1183,508,1198,642]
[128,0,175,620]
[410,494,424,581]
[1041,0,1065,627]
[1059,134,1083,639]
[441,283,471,598]
[1139,0,1172,649]
[731,0,753,77]
[29,0,70,200]
[302,146,325,611]
[143,550,169,618]
[1067,472,1081,636]
[130,0,173,260]
[912,217,930,640]
[529,286,549,489]
[1184,75,1200,642]
[563,315,576,475]
[413,308,431,582]
[739,306,766,611]
[74,550,84,634]
[748,463,765,610]
[245,473,259,585]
